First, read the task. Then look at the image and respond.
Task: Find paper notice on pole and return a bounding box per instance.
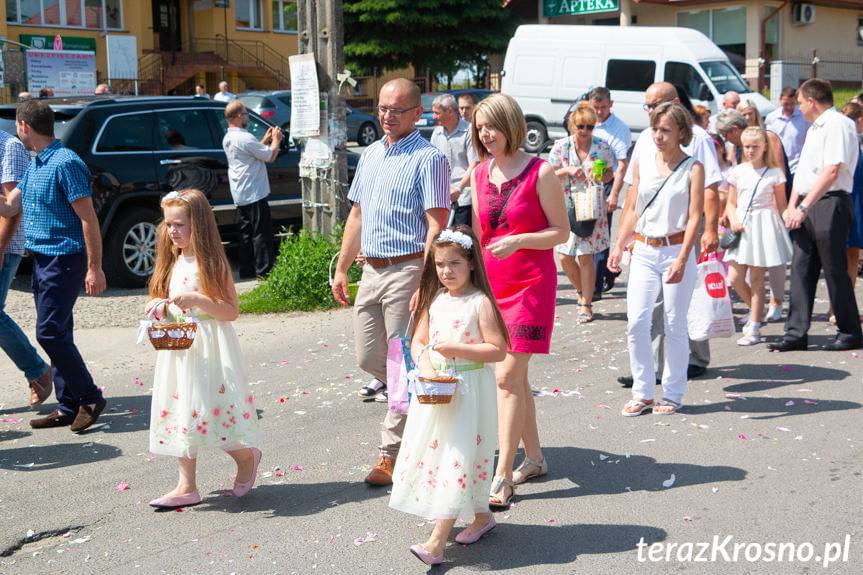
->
[299,137,332,172]
[289,54,321,138]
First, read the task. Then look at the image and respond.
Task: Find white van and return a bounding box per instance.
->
[500,25,774,152]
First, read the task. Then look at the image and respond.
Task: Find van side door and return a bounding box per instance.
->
[664,62,714,109]
[604,52,660,134]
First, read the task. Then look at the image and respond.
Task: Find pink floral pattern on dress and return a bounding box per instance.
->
[388,291,498,522]
[149,254,260,458]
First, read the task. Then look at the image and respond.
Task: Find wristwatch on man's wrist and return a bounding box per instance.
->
[798,202,808,213]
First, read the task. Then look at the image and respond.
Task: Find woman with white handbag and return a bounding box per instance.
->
[548,101,615,323]
[608,102,704,416]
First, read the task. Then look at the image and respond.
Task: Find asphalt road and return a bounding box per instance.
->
[1,254,862,575]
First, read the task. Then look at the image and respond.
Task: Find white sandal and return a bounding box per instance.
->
[653,398,681,415]
[512,456,548,485]
[489,476,514,509]
[621,399,653,417]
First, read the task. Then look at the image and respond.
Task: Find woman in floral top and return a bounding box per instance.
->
[549,101,615,323]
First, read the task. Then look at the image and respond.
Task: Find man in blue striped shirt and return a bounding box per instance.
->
[332,78,450,486]
[0,100,107,433]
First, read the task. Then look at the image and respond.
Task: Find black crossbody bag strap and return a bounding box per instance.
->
[638,155,691,218]
[739,167,769,226]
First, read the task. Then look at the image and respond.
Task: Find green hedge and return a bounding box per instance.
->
[239,226,361,313]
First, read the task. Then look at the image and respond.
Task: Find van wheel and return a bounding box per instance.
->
[104,207,159,288]
[523,121,547,153]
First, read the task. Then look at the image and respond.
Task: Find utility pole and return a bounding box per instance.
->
[297,0,349,234]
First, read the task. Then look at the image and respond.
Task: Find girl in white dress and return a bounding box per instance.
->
[389,225,508,566]
[724,127,792,346]
[145,189,262,509]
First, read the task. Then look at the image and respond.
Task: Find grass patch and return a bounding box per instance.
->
[239,226,361,313]
[833,87,860,108]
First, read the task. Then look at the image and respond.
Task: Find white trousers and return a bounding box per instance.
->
[626,242,697,404]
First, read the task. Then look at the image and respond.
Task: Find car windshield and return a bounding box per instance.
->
[421,94,438,109]
[216,110,272,140]
[238,94,273,110]
[54,121,72,139]
[0,112,74,141]
[700,60,751,94]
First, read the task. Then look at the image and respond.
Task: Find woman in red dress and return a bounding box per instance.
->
[470,94,569,508]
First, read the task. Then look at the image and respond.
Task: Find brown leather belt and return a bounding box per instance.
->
[635,231,685,247]
[365,251,423,269]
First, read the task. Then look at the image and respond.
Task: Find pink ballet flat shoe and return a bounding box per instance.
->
[455,514,496,545]
[232,447,262,497]
[410,543,443,565]
[148,490,201,509]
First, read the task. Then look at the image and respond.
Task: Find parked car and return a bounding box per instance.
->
[0,96,359,287]
[415,89,495,138]
[238,90,381,146]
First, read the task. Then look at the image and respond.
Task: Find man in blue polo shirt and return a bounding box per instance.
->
[0,99,107,432]
[332,78,450,486]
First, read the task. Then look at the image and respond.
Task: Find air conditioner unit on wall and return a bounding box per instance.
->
[791,3,816,26]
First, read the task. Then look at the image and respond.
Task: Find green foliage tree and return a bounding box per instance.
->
[344,0,520,84]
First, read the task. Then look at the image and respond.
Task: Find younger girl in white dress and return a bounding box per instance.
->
[389,225,508,566]
[145,189,262,509]
[724,127,792,346]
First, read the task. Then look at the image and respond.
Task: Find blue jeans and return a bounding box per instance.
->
[0,253,48,382]
[32,252,103,416]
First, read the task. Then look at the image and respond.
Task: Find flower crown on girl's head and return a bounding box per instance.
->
[437,229,473,250]
[161,191,190,204]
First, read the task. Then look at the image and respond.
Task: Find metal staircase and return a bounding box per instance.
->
[137,38,291,95]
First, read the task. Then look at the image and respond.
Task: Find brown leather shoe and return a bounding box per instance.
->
[70,399,107,433]
[29,367,53,408]
[364,455,395,486]
[30,409,75,429]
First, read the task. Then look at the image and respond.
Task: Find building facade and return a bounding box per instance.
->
[0,0,300,101]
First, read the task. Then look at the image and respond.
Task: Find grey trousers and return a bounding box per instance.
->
[353,259,421,458]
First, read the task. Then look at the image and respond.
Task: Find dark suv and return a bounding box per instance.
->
[0,96,357,287]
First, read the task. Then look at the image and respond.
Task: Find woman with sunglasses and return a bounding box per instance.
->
[548,101,615,323]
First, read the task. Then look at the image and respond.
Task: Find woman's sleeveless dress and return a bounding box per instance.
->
[474,157,556,354]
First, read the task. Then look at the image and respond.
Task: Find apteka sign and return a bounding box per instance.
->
[544,0,618,17]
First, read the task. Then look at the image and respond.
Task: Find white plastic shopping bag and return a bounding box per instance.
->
[687,253,734,341]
